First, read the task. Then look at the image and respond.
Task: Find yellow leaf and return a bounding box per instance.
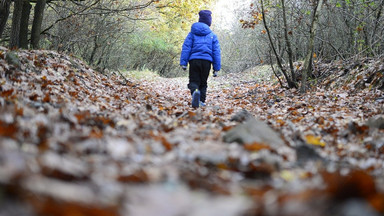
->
[305,135,326,147]
[313,53,317,58]
[280,170,295,182]
[276,119,286,126]
[258,13,263,21]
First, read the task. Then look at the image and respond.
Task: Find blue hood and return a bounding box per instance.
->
[191,22,212,36]
[180,22,221,71]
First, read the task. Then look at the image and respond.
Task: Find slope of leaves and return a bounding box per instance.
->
[1,46,384,216]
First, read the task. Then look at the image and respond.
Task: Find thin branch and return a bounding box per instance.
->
[41,0,101,34]
[314,35,346,60]
[260,0,296,88]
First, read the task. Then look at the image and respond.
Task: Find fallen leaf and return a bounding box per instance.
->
[305,135,326,147]
[244,142,271,152]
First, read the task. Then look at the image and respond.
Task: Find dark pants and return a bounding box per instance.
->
[188,59,211,103]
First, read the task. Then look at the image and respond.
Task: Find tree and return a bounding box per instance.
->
[38,0,165,70]
[281,0,296,84]
[259,0,296,88]
[124,0,215,76]
[1,0,216,76]
[20,0,32,49]
[0,0,11,38]
[152,0,212,43]
[238,0,384,90]
[31,0,46,49]
[10,0,24,48]
[300,0,324,93]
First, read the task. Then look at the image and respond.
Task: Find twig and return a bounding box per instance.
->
[116,69,134,86]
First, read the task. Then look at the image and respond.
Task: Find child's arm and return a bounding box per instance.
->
[212,34,221,72]
[180,33,193,67]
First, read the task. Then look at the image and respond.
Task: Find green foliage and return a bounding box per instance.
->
[124,0,216,77]
[124,31,182,77]
[149,0,214,44]
[335,0,351,6]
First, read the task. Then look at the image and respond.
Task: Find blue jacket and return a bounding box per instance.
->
[180,22,221,71]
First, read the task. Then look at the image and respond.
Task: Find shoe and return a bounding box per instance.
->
[192,89,200,108]
[199,101,206,107]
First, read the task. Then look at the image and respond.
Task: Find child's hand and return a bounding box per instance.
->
[181,65,187,71]
[213,71,218,77]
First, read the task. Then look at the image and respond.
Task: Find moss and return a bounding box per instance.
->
[5,51,20,68]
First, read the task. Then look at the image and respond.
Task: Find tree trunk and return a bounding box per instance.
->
[281,0,296,82]
[300,0,324,93]
[89,35,99,64]
[19,0,31,49]
[0,0,11,38]
[31,0,46,49]
[10,0,24,48]
[370,0,384,55]
[340,1,354,57]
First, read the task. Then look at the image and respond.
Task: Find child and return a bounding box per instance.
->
[180,10,221,108]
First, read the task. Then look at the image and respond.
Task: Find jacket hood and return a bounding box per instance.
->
[191,22,212,36]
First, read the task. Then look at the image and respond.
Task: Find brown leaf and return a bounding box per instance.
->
[369,194,384,213]
[15,105,24,116]
[43,93,51,103]
[222,125,233,132]
[160,136,173,151]
[322,170,377,200]
[244,142,271,152]
[1,88,14,98]
[89,129,103,139]
[118,170,149,183]
[28,197,119,216]
[0,121,17,138]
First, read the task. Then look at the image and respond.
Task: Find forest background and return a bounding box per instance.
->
[1,0,383,87]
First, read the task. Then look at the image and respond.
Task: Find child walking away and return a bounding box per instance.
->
[180,10,221,108]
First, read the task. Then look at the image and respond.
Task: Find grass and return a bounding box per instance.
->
[123,69,160,81]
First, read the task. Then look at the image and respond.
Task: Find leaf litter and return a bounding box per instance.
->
[0,46,384,216]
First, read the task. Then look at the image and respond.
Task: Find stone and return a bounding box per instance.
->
[295,144,324,165]
[230,109,253,123]
[223,117,285,148]
[367,115,384,129]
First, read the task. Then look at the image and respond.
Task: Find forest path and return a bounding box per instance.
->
[1,47,384,216]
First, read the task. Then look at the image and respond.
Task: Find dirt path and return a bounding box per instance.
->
[1,47,384,216]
